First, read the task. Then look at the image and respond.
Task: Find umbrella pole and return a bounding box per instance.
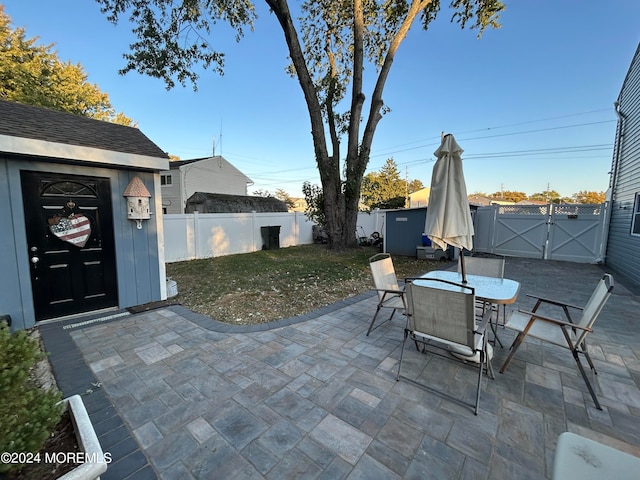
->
[459,250,467,283]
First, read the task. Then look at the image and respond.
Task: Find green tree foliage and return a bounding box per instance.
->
[361,158,422,209]
[302,181,325,226]
[408,178,425,193]
[96,0,504,248]
[374,196,407,209]
[573,190,606,204]
[481,189,605,204]
[252,188,295,208]
[488,190,527,203]
[274,188,296,209]
[0,322,63,473]
[0,6,133,126]
[530,189,561,204]
[362,159,402,208]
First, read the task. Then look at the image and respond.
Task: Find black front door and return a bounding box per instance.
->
[21,171,118,320]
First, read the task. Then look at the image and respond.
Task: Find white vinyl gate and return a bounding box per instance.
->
[473,204,606,263]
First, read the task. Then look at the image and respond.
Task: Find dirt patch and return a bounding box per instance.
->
[5,409,80,480]
[191,277,367,324]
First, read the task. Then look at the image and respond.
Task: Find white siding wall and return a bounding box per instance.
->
[606,43,640,286]
[182,157,249,201]
[160,157,252,214]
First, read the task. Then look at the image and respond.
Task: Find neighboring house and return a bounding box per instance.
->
[468,195,515,206]
[606,42,640,287]
[516,200,547,205]
[185,192,287,213]
[0,100,169,330]
[160,156,253,214]
[289,197,307,213]
[408,187,430,207]
[468,194,493,206]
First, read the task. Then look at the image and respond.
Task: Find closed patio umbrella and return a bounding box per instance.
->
[424,134,474,282]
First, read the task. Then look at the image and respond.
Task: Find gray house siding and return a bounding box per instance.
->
[0,161,24,329]
[606,42,640,286]
[111,169,163,308]
[160,170,183,214]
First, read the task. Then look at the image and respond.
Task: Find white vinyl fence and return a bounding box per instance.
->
[163,205,607,264]
[163,211,386,263]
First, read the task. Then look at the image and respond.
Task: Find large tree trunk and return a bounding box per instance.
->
[266,0,429,249]
[342,0,430,247]
[337,0,366,249]
[267,0,348,249]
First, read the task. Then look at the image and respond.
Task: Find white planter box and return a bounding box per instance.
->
[59,395,108,480]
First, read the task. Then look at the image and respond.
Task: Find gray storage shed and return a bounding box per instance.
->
[385,208,428,256]
[0,100,169,330]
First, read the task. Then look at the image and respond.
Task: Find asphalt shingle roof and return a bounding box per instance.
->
[0,99,168,159]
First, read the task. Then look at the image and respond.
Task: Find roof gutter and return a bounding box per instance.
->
[600,101,627,264]
[610,101,626,200]
[0,134,169,171]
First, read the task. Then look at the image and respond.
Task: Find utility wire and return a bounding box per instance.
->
[370,108,613,157]
[370,119,616,159]
[230,109,617,190]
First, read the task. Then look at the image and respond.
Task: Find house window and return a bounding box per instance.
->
[160,174,172,186]
[632,193,640,236]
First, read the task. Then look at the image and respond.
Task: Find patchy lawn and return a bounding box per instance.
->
[166,244,444,324]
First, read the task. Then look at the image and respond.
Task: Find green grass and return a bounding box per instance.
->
[166,244,443,324]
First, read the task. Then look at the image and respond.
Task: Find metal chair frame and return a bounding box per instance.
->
[499,274,614,410]
[397,277,493,415]
[368,253,406,336]
[459,255,507,347]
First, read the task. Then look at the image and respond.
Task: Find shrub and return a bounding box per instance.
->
[302,181,326,227]
[0,321,63,473]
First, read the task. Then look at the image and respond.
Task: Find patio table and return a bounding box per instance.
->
[418,270,520,305]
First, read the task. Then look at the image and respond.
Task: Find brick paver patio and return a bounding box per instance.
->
[40,257,640,479]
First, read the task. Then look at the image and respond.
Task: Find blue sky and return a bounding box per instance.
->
[4,1,640,198]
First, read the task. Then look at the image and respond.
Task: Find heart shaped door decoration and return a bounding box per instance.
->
[49,214,92,248]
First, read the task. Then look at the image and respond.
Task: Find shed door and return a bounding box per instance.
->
[21,171,118,320]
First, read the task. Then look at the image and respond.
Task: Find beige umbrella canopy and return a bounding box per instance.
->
[424,134,474,281]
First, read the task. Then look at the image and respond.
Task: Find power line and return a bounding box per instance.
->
[370,119,616,159]
[458,120,615,142]
[368,143,614,175]
[370,108,613,157]
[172,108,616,165]
[463,144,613,159]
[226,108,618,192]
[457,108,612,133]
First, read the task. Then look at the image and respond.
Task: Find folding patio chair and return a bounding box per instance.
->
[458,255,506,346]
[368,253,406,336]
[500,274,614,410]
[397,278,493,415]
[458,255,505,278]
